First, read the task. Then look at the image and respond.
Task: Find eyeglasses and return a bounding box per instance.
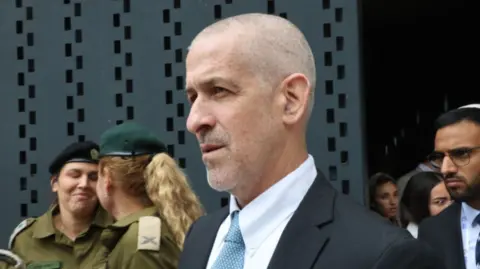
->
[427,146,480,169]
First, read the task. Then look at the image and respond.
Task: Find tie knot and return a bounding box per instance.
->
[225,211,243,244]
[474,214,480,226]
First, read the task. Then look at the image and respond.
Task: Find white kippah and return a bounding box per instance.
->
[458,104,480,109]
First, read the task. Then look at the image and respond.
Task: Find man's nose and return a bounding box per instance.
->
[186,98,216,135]
[441,156,458,176]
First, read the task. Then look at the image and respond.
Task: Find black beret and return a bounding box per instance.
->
[99,122,166,157]
[48,141,100,174]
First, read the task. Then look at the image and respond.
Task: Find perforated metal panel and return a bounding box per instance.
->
[0,0,365,247]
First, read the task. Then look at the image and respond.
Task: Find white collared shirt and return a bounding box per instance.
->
[206,155,317,269]
[406,222,418,238]
[461,202,480,269]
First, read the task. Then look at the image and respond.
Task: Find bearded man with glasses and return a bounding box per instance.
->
[419,104,480,269]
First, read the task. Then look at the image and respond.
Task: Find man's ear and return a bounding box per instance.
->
[50,175,58,193]
[279,73,311,125]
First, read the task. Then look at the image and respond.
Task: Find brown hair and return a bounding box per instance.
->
[99,153,204,248]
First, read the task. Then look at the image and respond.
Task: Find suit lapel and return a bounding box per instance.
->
[182,207,229,269]
[445,203,466,269]
[267,173,335,269]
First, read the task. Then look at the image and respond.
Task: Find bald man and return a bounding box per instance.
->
[179,13,444,269]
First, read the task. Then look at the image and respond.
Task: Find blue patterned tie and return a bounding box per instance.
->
[211,211,245,269]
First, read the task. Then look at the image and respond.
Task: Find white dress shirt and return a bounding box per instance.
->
[406,222,418,238]
[461,202,480,269]
[206,155,317,269]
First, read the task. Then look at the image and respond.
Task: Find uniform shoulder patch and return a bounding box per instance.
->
[137,216,161,251]
[0,249,25,268]
[8,218,35,249]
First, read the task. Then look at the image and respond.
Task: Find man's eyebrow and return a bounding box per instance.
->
[210,77,240,89]
[185,77,239,93]
[435,146,477,152]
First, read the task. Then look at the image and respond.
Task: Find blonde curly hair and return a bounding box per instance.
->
[99,153,204,248]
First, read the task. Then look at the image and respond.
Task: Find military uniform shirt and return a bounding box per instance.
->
[9,205,111,269]
[91,206,180,269]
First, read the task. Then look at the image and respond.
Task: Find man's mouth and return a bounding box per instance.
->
[200,144,224,154]
[445,178,465,187]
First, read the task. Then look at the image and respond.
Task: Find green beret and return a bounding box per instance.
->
[48,141,100,174]
[99,122,166,157]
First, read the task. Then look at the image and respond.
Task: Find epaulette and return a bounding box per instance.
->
[8,218,35,249]
[0,249,25,269]
[137,216,161,251]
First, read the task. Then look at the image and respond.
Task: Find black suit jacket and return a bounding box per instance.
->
[418,202,465,269]
[179,173,445,269]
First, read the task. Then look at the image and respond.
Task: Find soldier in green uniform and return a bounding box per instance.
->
[8,141,112,269]
[91,122,204,269]
[0,249,25,269]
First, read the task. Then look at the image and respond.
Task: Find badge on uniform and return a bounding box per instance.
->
[90,149,99,160]
[9,219,35,249]
[27,261,62,269]
[0,249,25,268]
[137,216,161,251]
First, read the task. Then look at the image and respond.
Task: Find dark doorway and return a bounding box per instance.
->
[361,0,476,178]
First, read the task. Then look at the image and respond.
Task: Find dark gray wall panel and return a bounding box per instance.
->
[0,0,365,247]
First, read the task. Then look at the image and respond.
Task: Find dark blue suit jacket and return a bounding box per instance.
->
[179,173,445,269]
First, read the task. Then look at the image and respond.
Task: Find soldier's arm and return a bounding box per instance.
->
[7,219,35,261]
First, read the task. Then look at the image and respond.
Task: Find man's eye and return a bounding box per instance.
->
[429,153,444,161]
[213,87,227,94]
[451,149,469,158]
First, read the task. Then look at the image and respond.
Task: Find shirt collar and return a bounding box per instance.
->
[229,154,317,250]
[92,206,114,228]
[112,206,157,228]
[33,205,57,239]
[406,222,418,238]
[461,202,480,227]
[33,204,113,239]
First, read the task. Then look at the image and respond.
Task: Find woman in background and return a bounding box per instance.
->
[93,122,204,269]
[8,141,111,268]
[369,172,399,225]
[400,171,452,237]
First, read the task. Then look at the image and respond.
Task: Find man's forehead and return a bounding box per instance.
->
[187,39,231,71]
[186,38,252,88]
[185,60,227,90]
[435,121,480,150]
